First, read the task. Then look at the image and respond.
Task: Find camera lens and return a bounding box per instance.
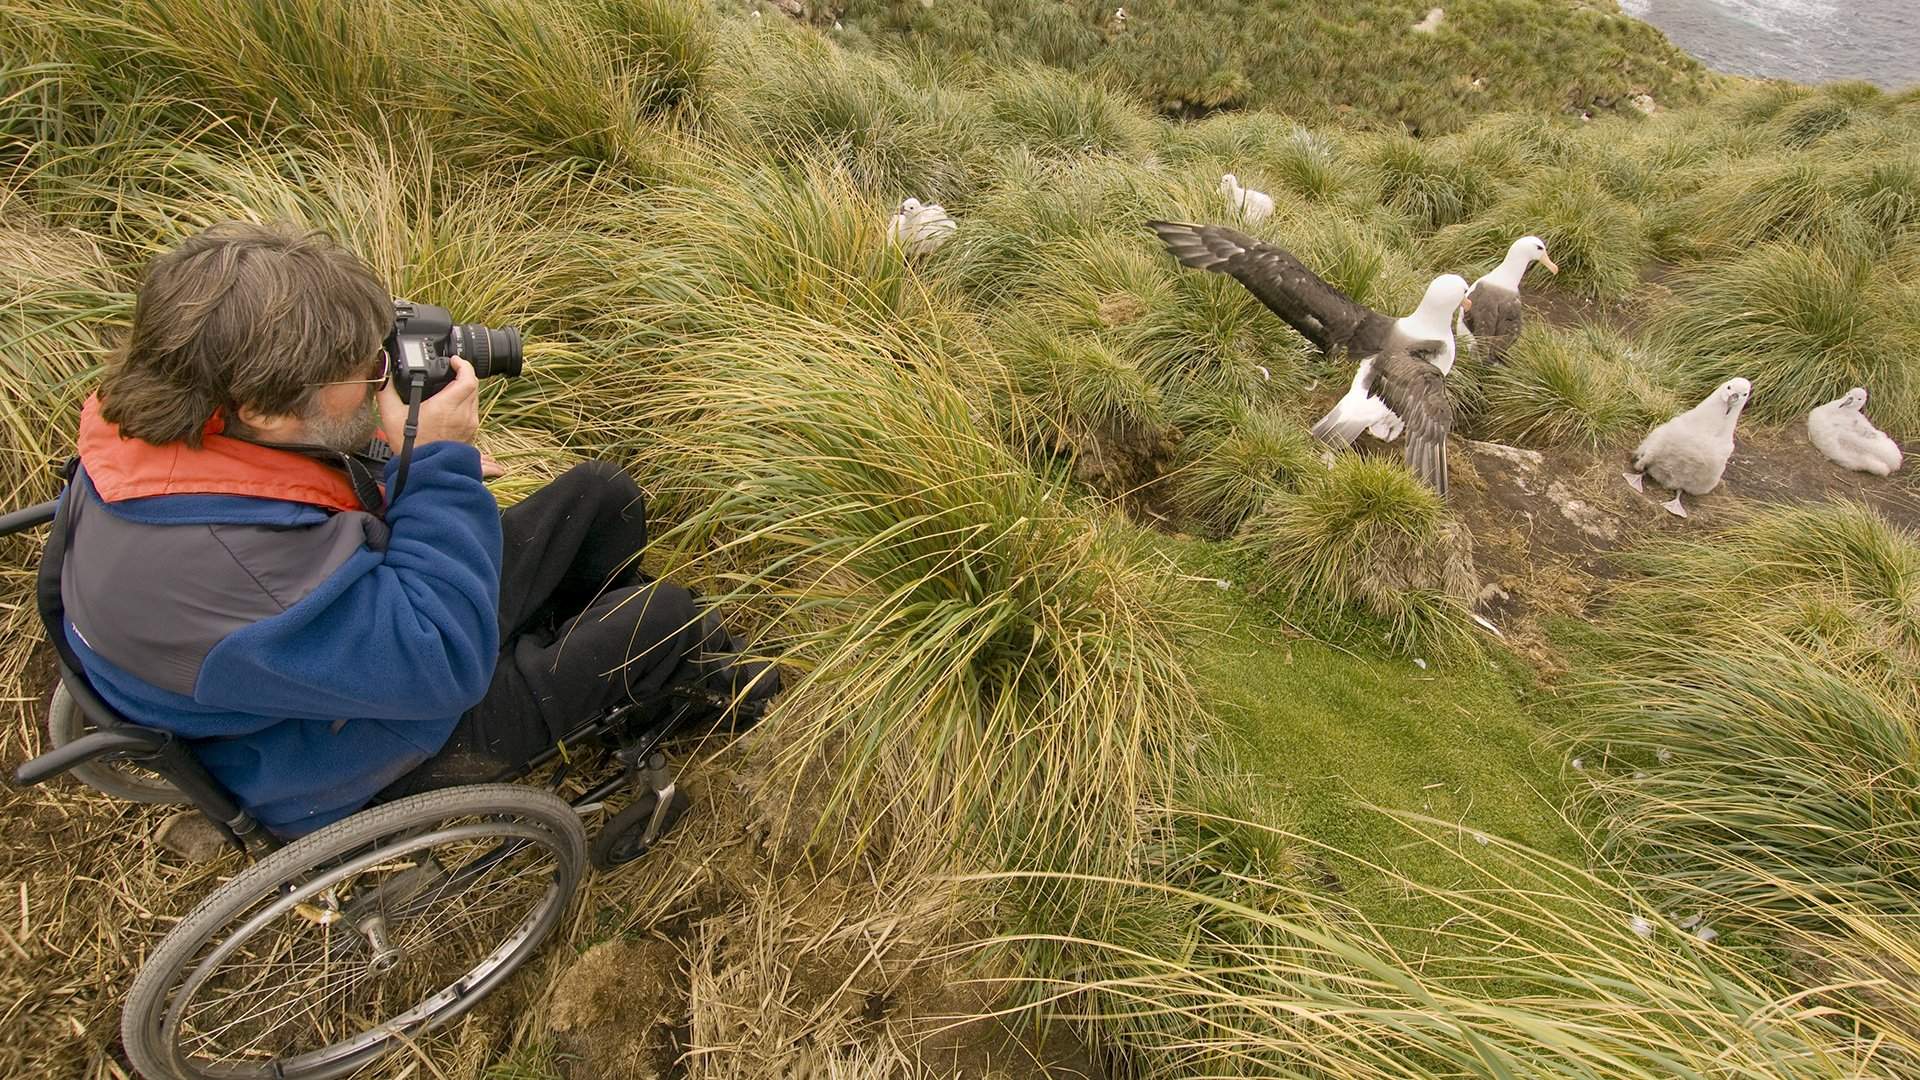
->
[452,323,524,380]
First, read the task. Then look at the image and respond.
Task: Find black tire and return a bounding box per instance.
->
[47,682,188,805]
[589,788,691,872]
[122,785,586,1080]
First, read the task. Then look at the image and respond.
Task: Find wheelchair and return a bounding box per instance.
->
[3,497,766,1080]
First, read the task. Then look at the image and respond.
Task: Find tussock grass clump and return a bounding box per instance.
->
[77,135,630,336]
[0,222,125,509]
[635,307,1196,858]
[1765,81,1893,148]
[1170,407,1318,535]
[1430,169,1649,300]
[1240,457,1478,654]
[1584,112,1750,204]
[1120,259,1316,399]
[981,64,1153,159]
[1654,242,1920,434]
[1478,324,1678,449]
[637,155,970,339]
[1572,504,1920,937]
[15,0,714,171]
[1654,152,1920,261]
[1160,114,1370,204]
[1363,134,1496,232]
[727,36,993,202]
[1836,152,1920,239]
[1269,209,1426,314]
[937,154,1168,303]
[1723,79,1815,129]
[1002,317,1181,499]
[1596,502,1920,695]
[425,0,715,167]
[19,0,414,136]
[848,0,1705,133]
[1450,111,1588,176]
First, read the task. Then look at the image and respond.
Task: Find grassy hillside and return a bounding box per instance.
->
[836,0,1713,133]
[3,0,1920,1077]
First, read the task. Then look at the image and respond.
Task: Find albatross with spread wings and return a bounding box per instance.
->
[1145,220,1469,495]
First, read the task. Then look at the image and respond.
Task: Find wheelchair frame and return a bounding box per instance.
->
[4,496,754,1078]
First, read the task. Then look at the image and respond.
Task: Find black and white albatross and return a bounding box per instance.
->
[1461,235,1557,363]
[1145,219,1469,495]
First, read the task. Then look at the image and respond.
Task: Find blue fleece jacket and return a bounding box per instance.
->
[62,443,503,836]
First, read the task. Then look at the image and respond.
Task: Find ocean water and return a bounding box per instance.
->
[1620,0,1920,89]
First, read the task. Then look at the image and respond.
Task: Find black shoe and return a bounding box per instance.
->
[688,610,782,728]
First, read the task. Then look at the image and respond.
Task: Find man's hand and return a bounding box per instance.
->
[378,355,481,448]
[478,452,508,480]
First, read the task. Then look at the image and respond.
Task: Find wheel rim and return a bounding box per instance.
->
[153,816,574,1078]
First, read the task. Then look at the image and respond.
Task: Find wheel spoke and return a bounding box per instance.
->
[154,806,575,1074]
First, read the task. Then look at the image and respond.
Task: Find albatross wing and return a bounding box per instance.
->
[1145,220,1394,358]
[1372,339,1455,496]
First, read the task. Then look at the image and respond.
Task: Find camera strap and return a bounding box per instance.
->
[385,373,427,508]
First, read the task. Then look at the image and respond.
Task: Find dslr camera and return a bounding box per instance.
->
[386,300,524,403]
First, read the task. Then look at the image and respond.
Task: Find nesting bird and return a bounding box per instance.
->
[1808,388,1903,476]
[1461,235,1557,363]
[886,197,956,257]
[1219,174,1275,225]
[1412,6,1445,33]
[1624,377,1753,518]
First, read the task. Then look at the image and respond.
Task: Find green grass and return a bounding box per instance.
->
[1429,169,1651,300]
[8,0,1920,1076]
[1477,323,1679,449]
[979,549,1914,1076]
[1198,598,1580,892]
[1240,456,1480,656]
[1654,242,1920,435]
[842,0,1709,134]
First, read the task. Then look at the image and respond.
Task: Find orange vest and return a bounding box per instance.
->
[76,395,368,513]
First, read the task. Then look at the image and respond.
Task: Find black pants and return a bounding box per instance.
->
[380,462,713,798]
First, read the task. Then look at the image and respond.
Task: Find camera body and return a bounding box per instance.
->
[386,300,524,403]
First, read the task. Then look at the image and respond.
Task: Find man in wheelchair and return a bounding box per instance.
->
[54,221,777,841]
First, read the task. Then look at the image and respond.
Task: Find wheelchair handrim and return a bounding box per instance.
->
[153,819,571,1079]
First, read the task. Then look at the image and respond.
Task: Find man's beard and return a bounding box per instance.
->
[301,397,379,454]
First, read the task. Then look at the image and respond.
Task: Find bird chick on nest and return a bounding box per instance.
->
[1218,174,1275,225]
[1624,377,1752,518]
[1808,387,1902,476]
[886,198,956,258]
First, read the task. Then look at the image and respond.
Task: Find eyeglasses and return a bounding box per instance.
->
[307,349,390,391]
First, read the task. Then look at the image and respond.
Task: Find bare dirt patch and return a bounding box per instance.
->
[1445,421,1920,664]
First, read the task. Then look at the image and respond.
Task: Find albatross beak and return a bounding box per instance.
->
[1460,297,1473,312]
[1541,255,1560,274]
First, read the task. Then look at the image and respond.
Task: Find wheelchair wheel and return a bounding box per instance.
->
[122,785,586,1080]
[589,787,691,872]
[47,682,187,805]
